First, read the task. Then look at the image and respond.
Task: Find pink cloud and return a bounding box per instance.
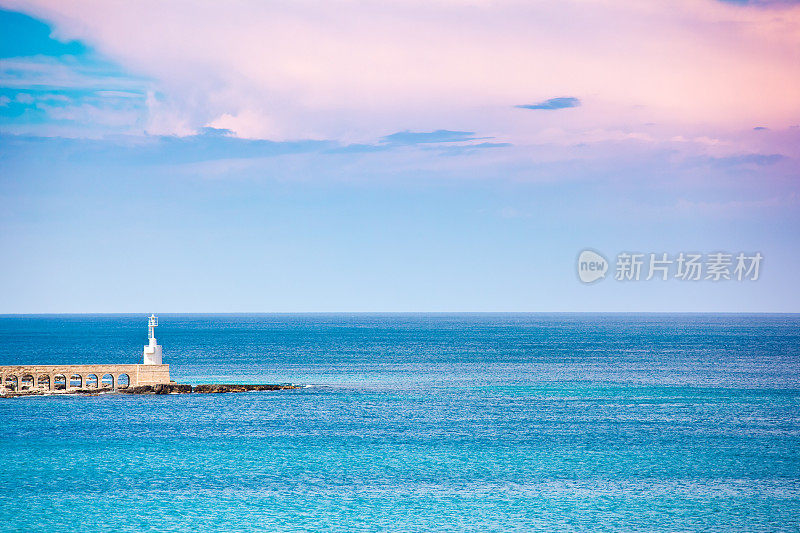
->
[2,0,799,144]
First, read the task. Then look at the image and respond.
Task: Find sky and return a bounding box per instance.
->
[0,0,799,313]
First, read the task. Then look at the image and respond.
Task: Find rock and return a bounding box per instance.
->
[119,383,192,394]
[74,388,105,395]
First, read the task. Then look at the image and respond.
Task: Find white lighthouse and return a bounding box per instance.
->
[143,314,163,365]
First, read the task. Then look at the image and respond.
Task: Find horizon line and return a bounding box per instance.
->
[1,311,799,316]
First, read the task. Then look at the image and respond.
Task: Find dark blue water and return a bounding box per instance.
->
[1,314,799,531]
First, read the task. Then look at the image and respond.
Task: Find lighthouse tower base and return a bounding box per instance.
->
[143,338,163,365]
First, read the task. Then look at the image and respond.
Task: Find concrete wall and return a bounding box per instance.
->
[0,364,170,390]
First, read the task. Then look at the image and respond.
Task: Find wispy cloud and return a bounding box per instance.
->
[323,130,510,155]
[716,153,786,166]
[380,130,480,145]
[682,152,789,168]
[516,97,580,111]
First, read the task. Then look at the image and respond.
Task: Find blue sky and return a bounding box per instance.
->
[0,2,798,312]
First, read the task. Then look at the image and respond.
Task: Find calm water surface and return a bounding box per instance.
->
[1,314,798,531]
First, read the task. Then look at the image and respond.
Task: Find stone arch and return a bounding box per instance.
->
[101,374,114,389]
[4,375,18,391]
[117,373,130,389]
[86,374,99,388]
[53,374,66,390]
[69,374,82,389]
[20,375,34,390]
[37,374,51,390]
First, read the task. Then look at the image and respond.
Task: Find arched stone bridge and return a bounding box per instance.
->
[0,364,170,391]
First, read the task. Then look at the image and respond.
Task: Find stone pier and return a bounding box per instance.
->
[0,364,170,391]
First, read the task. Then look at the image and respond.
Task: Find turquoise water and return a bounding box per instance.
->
[1,314,799,531]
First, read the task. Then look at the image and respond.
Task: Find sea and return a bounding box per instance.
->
[0,314,798,532]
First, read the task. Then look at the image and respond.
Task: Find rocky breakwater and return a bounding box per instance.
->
[1,383,300,397]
